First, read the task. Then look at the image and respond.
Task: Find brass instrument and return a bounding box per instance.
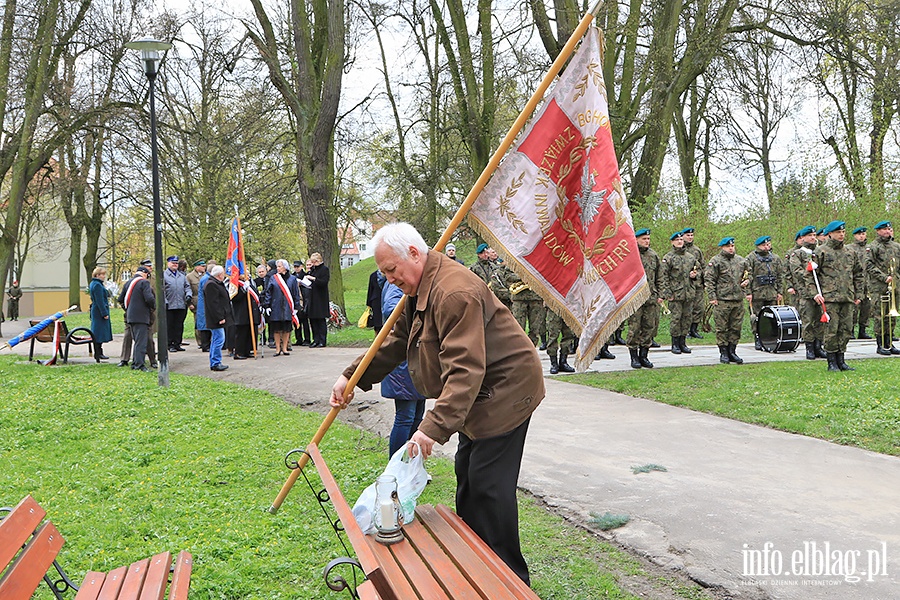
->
[662,300,671,315]
[509,281,530,296]
[879,258,900,349]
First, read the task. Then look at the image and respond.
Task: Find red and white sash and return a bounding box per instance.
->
[123,276,143,309]
[274,274,300,327]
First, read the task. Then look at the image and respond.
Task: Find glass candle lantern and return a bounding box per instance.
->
[373,474,404,545]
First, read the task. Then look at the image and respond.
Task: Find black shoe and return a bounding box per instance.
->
[678,336,692,354]
[629,347,642,369]
[805,342,817,360]
[538,342,547,351]
[201,347,209,352]
[132,365,151,372]
[638,347,654,368]
[650,340,660,348]
[876,343,892,356]
[891,346,900,355]
[234,355,248,360]
[97,354,110,360]
[299,341,310,346]
[267,342,276,349]
[858,325,872,339]
[719,345,730,364]
[728,343,743,364]
[117,361,129,367]
[596,344,615,360]
[558,356,576,373]
[149,362,158,369]
[613,333,626,346]
[211,364,229,371]
[837,352,854,371]
[549,354,559,375]
[826,352,841,372]
[688,324,703,339]
[754,335,762,351]
[671,340,682,355]
[814,340,828,359]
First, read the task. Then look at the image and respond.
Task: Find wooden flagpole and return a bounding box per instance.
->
[267,0,605,514]
[234,207,258,359]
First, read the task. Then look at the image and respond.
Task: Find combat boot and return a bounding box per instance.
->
[549,353,559,375]
[671,338,682,355]
[596,344,615,360]
[728,343,744,364]
[650,339,660,348]
[805,342,817,360]
[858,324,872,339]
[814,339,828,359]
[876,340,892,356]
[688,323,704,339]
[628,347,642,369]
[678,336,692,354]
[718,345,730,364]
[754,333,762,351]
[891,345,900,355]
[837,352,854,371]
[558,353,576,373]
[612,329,626,345]
[826,352,841,372]
[638,347,654,368]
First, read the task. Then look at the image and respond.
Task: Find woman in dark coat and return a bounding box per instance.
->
[89,267,113,360]
[264,259,302,356]
[231,276,261,359]
[366,269,385,332]
[306,252,330,347]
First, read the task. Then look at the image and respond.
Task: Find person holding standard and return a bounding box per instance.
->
[329,222,544,585]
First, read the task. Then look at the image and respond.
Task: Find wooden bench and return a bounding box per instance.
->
[27,320,98,364]
[0,496,192,600]
[305,442,540,600]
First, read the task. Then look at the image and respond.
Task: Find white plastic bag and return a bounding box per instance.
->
[352,443,430,534]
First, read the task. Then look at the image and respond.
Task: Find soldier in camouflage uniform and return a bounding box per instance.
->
[865,220,900,355]
[544,305,576,374]
[507,270,544,346]
[626,228,662,368]
[661,230,701,355]
[850,227,872,339]
[787,225,826,360]
[705,237,748,364]
[812,221,864,371]
[745,236,784,350]
[682,227,705,339]
[470,243,512,309]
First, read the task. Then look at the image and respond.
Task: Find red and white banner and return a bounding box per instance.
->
[469,27,648,370]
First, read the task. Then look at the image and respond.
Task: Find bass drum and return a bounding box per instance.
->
[757,305,801,353]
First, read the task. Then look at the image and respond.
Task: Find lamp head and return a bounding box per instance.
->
[125,37,172,76]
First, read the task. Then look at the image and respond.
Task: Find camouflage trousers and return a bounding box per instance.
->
[853,297,871,327]
[870,291,898,347]
[823,301,854,353]
[668,299,693,337]
[691,286,704,325]
[545,310,575,357]
[512,299,544,345]
[713,300,744,346]
[626,301,660,348]
[798,297,824,342]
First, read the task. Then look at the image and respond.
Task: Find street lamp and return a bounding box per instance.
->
[126,37,172,387]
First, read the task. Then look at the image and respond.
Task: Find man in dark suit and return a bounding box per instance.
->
[204,265,234,371]
[306,252,331,347]
[124,267,156,372]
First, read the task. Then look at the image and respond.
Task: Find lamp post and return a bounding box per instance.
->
[126,37,172,387]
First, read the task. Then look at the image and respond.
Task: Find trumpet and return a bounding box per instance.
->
[662,300,671,315]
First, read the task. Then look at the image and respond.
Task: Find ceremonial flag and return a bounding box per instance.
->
[469,27,648,370]
[225,217,245,288]
[0,306,77,351]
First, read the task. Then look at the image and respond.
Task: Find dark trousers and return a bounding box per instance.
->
[235,324,254,357]
[310,318,327,346]
[167,308,187,348]
[455,417,531,586]
[131,323,149,369]
[295,316,311,344]
[198,329,211,351]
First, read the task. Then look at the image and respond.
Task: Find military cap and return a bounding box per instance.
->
[754,236,771,246]
[822,220,845,235]
[852,226,867,235]
[193,259,206,267]
[140,258,153,266]
[795,225,816,240]
[718,237,735,247]
[136,266,150,274]
[669,231,684,241]
[476,243,489,254]
[634,228,651,237]
[874,220,892,230]
[293,260,303,267]
[166,255,179,263]
[681,227,695,234]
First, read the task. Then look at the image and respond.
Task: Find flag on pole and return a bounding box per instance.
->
[225,217,245,288]
[469,27,649,370]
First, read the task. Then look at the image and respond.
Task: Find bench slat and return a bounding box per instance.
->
[382,530,451,600]
[96,564,129,600]
[401,518,484,599]
[0,495,47,570]
[74,571,107,600]
[136,551,171,600]
[357,579,379,600]
[117,557,151,600]
[167,551,193,600]
[363,537,422,600]
[433,505,539,599]
[0,521,65,600]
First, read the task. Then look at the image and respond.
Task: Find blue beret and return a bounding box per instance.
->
[718,237,735,247]
[852,226,867,235]
[754,236,771,246]
[476,243,489,254]
[795,226,816,240]
[874,220,892,230]
[822,220,845,235]
[634,228,650,237]
[681,227,694,234]
[670,231,684,241]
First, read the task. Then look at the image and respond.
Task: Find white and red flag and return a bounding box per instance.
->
[469,27,648,370]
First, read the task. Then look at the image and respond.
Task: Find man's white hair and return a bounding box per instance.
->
[372,222,429,258]
[276,258,290,271]
[210,265,225,278]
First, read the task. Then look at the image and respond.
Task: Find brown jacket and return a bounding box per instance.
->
[344,250,544,443]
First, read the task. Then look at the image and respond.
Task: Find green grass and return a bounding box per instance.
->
[566,360,900,456]
[0,355,713,599]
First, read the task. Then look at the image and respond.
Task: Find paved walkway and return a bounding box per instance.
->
[3,320,899,599]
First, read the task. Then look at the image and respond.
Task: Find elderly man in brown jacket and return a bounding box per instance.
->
[331,222,544,585]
